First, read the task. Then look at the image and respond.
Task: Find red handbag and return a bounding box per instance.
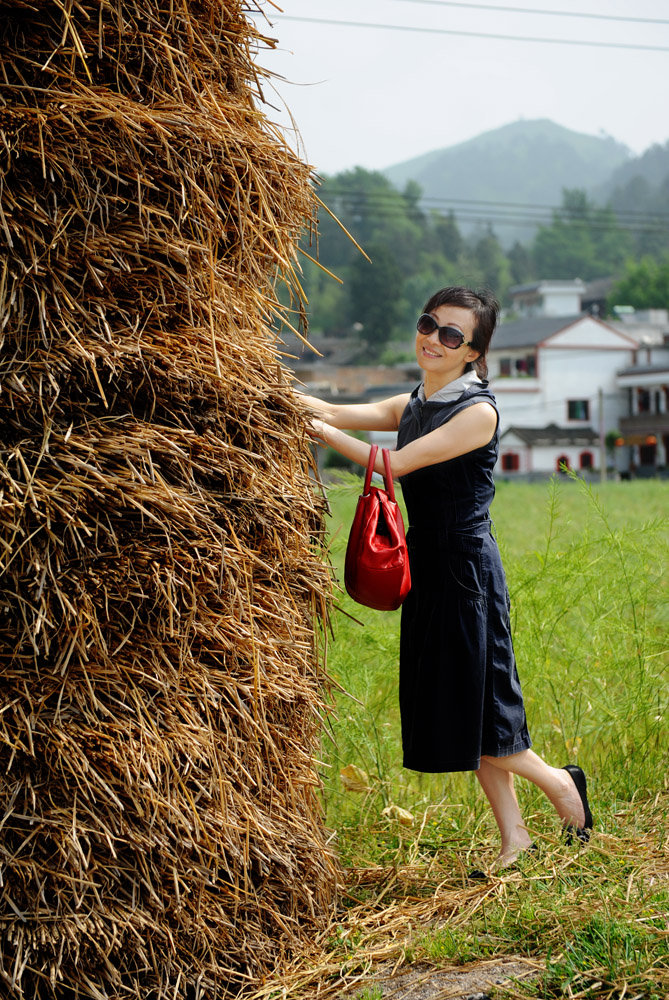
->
[344,445,411,611]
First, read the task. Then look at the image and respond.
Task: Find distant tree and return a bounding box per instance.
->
[314,168,424,274]
[470,227,511,299]
[610,174,654,217]
[348,242,404,355]
[299,258,349,334]
[507,240,534,287]
[532,188,633,280]
[605,142,669,256]
[533,189,595,278]
[635,175,669,257]
[398,254,462,331]
[608,253,669,311]
[402,180,425,226]
[301,168,423,335]
[431,210,464,261]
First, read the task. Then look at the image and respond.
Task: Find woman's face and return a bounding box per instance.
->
[415,303,480,381]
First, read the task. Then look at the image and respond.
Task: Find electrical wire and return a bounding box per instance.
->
[376,0,669,28]
[272,14,669,52]
[318,182,669,227]
[319,213,669,233]
[313,203,669,233]
[321,187,669,224]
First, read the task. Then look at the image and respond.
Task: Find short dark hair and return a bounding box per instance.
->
[422,286,499,379]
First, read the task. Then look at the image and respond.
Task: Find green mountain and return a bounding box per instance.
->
[382,119,631,246]
[598,141,669,256]
[599,140,669,197]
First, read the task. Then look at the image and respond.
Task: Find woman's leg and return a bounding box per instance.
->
[481,749,586,829]
[475,758,533,865]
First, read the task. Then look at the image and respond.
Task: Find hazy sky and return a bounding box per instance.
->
[251,0,669,176]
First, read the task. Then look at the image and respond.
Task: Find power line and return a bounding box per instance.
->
[324,207,666,231]
[322,185,669,216]
[314,209,668,232]
[382,0,669,28]
[322,187,669,224]
[273,15,669,53]
[316,191,669,232]
[313,208,668,233]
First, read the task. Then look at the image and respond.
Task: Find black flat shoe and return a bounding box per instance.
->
[562,764,593,843]
[467,867,488,881]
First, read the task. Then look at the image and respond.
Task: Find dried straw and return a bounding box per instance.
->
[0,2,337,997]
[250,814,669,999]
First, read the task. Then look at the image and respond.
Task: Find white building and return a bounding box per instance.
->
[490,314,639,476]
[497,424,599,476]
[509,279,586,319]
[616,341,669,473]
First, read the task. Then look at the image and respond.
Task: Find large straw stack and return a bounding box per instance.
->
[0,2,337,997]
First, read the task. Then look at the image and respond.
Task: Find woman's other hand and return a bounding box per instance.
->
[308,417,328,443]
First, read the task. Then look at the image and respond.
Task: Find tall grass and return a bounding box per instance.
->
[321,475,667,841]
[315,475,668,999]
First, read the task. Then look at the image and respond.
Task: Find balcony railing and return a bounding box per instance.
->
[620,412,669,435]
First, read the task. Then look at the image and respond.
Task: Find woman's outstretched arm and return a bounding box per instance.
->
[298,392,410,432]
[311,402,497,478]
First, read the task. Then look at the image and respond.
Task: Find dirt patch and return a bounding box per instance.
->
[347,958,538,999]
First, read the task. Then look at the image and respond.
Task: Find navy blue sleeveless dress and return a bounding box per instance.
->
[397,382,531,773]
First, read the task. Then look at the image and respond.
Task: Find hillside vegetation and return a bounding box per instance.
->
[293,120,669,351]
[383,119,631,245]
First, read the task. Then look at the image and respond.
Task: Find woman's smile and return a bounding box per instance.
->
[415,302,480,393]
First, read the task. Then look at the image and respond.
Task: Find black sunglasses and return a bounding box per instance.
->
[417,313,473,350]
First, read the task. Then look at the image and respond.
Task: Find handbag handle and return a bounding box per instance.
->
[362,444,378,496]
[363,445,396,502]
[382,448,396,502]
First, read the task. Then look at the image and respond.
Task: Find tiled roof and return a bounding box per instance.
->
[501,423,599,446]
[491,316,581,349]
[617,362,669,377]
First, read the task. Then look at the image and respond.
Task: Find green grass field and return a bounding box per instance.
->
[315,475,668,1000]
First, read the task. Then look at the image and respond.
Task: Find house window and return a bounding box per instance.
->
[501,452,520,471]
[579,451,594,469]
[637,389,651,414]
[498,355,536,377]
[567,400,590,421]
[515,355,536,376]
[556,455,570,473]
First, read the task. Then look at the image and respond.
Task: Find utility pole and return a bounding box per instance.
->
[599,387,606,483]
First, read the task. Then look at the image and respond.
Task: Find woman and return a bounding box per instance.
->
[303,286,592,873]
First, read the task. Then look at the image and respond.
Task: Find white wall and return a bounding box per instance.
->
[540,346,631,433]
[498,442,598,475]
[491,319,636,435]
[511,281,585,319]
[541,289,582,317]
[547,319,636,349]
